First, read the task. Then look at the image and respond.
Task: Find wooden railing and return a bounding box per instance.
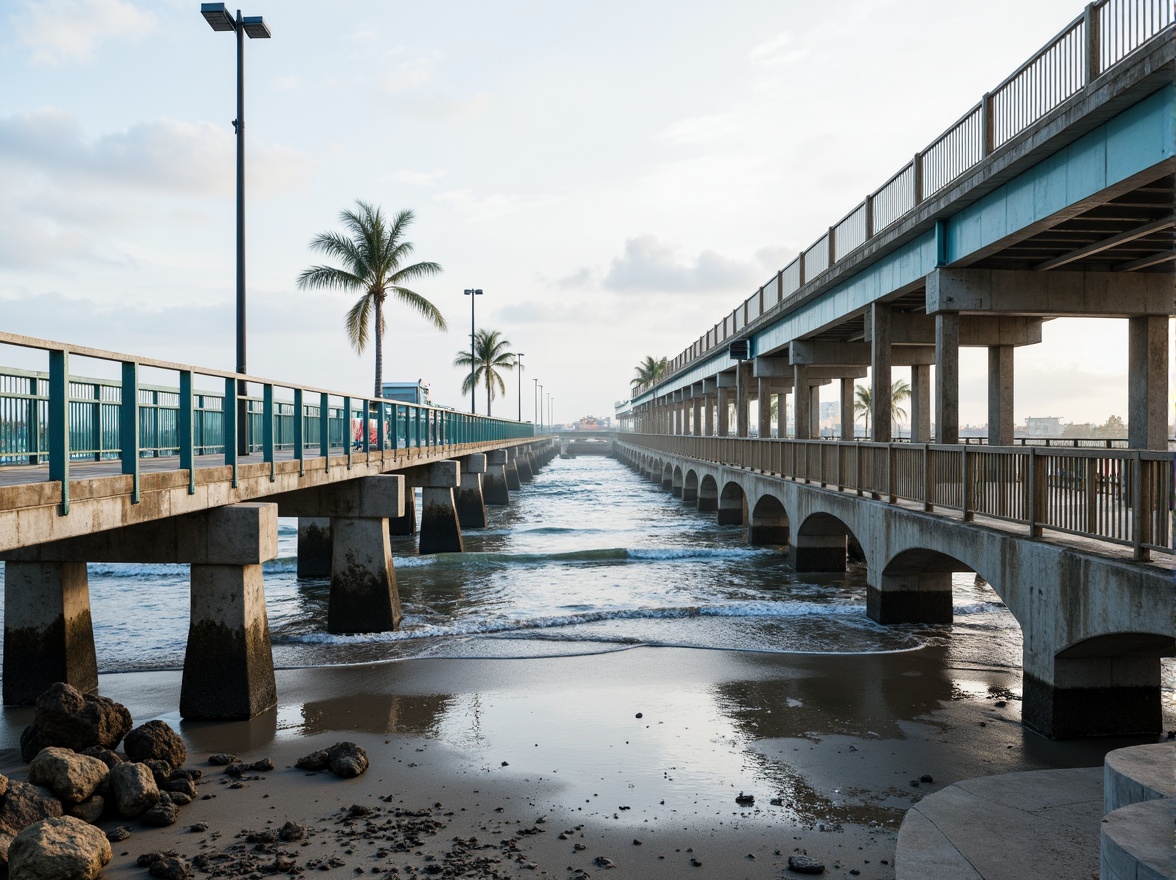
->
[633,0,1174,396]
[620,433,1174,561]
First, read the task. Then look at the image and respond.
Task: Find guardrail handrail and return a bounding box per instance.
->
[631,0,1174,400]
[619,433,1174,561]
[0,331,535,514]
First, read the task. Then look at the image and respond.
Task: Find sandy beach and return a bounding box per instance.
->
[1,643,1150,880]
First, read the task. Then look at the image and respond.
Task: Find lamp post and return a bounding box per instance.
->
[547,393,552,431]
[533,378,539,431]
[537,383,543,433]
[464,288,482,415]
[201,2,271,456]
[515,353,524,422]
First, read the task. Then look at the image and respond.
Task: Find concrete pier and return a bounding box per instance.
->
[387,482,417,536]
[866,571,953,624]
[516,449,534,482]
[456,454,488,529]
[418,461,463,555]
[483,450,510,506]
[296,517,332,578]
[505,449,522,491]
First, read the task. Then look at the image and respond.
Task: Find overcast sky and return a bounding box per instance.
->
[1,0,1170,427]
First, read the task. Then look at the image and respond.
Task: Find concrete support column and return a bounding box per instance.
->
[910,365,931,443]
[748,508,789,546]
[692,397,703,437]
[840,378,855,440]
[329,516,402,633]
[717,388,730,436]
[418,461,463,554]
[181,562,277,720]
[504,449,522,491]
[716,492,744,526]
[1128,315,1168,450]
[682,477,698,505]
[456,454,488,529]
[757,378,772,438]
[988,345,1014,446]
[935,312,959,444]
[516,449,534,483]
[780,390,790,438]
[808,385,821,437]
[870,302,892,442]
[2,561,97,705]
[703,396,714,436]
[483,449,510,505]
[387,484,416,536]
[793,366,810,440]
[296,517,332,578]
[736,364,750,438]
[1023,654,1164,739]
[697,479,717,512]
[865,571,952,624]
[670,469,683,497]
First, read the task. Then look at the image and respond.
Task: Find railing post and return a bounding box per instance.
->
[887,444,897,503]
[827,226,836,267]
[864,194,875,239]
[342,395,352,469]
[912,153,924,204]
[27,375,41,465]
[120,362,140,504]
[1131,452,1150,561]
[179,371,195,495]
[262,384,275,481]
[1084,2,1101,85]
[91,382,101,461]
[318,393,330,468]
[923,445,933,511]
[981,92,994,156]
[962,445,974,521]
[1027,447,1044,537]
[293,388,305,476]
[223,376,238,488]
[48,349,70,515]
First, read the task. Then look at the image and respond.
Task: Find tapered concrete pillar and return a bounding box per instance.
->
[988,345,1014,446]
[910,365,931,443]
[757,378,772,438]
[456,454,488,529]
[517,450,534,482]
[935,312,959,444]
[2,561,97,705]
[866,571,952,624]
[297,517,332,578]
[484,449,510,505]
[387,484,416,536]
[870,302,892,442]
[793,365,810,440]
[329,516,402,633]
[505,449,522,491]
[693,397,703,437]
[181,561,277,720]
[840,378,855,440]
[419,461,463,555]
[717,387,730,436]
[1128,315,1168,450]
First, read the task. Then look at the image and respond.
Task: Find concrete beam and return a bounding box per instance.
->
[716,372,738,389]
[790,341,936,366]
[268,476,405,520]
[865,312,1043,347]
[927,268,1175,317]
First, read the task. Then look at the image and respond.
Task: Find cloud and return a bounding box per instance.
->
[12,0,155,65]
[749,32,809,68]
[602,235,760,294]
[380,48,446,94]
[555,268,592,290]
[433,187,558,223]
[394,169,447,186]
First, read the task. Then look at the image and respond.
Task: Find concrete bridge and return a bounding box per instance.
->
[555,430,618,456]
[615,1,1175,739]
[0,331,554,720]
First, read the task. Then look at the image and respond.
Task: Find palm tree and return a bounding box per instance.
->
[854,379,912,437]
[297,202,445,397]
[631,355,668,390]
[455,329,514,416]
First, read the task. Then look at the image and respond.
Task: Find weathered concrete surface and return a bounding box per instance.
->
[483,450,510,506]
[179,561,277,720]
[504,450,522,491]
[327,516,402,634]
[417,462,462,555]
[619,441,1176,738]
[2,561,97,705]
[1103,742,1175,813]
[270,475,405,520]
[387,485,416,536]
[296,517,332,578]
[895,768,1103,880]
[456,455,488,529]
[1100,798,1173,880]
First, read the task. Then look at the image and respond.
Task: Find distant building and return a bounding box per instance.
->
[1026,416,1063,438]
[381,380,431,407]
[576,415,612,431]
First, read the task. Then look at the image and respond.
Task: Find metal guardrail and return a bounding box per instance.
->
[621,433,1174,561]
[0,332,534,514]
[628,0,1174,399]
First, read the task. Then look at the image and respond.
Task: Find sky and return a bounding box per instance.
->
[0,0,1171,428]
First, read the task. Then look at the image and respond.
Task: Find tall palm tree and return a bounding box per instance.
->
[454,329,514,416]
[854,379,912,437]
[297,202,445,397]
[631,355,668,390]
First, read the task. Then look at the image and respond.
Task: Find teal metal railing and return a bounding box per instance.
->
[0,332,536,513]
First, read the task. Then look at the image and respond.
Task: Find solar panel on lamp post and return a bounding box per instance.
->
[200,3,271,456]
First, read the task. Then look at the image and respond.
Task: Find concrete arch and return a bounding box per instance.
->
[871,548,984,626]
[661,462,674,490]
[682,470,699,505]
[794,512,859,573]
[698,475,718,512]
[749,493,789,546]
[671,465,684,498]
[718,481,746,526]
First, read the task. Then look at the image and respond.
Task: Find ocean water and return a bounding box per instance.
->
[0,455,1030,680]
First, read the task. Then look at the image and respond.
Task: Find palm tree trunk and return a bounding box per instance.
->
[373,296,383,398]
[485,376,492,417]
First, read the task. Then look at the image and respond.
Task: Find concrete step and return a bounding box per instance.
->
[1104,742,1175,813]
[1100,798,1175,880]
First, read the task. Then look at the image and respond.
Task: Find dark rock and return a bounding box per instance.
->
[188,823,208,833]
[19,684,132,762]
[787,854,826,874]
[328,742,368,778]
[106,825,132,842]
[690,858,702,867]
[144,759,173,785]
[295,750,330,772]
[0,773,8,798]
[142,801,179,827]
[278,821,306,842]
[919,774,934,783]
[137,853,165,867]
[207,754,236,766]
[593,856,616,868]
[161,778,197,799]
[80,746,123,769]
[244,758,274,772]
[0,780,64,839]
[168,767,202,782]
[66,795,105,824]
[28,746,109,805]
[8,815,112,880]
[166,791,192,807]
[124,721,186,768]
[148,856,192,880]
[735,792,754,805]
[108,762,159,818]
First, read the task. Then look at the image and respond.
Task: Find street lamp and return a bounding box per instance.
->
[533,378,539,431]
[515,353,524,422]
[537,383,543,432]
[464,288,482,415]
[201,2,271,456]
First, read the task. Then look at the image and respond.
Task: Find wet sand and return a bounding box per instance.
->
[0,645,1155,879]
